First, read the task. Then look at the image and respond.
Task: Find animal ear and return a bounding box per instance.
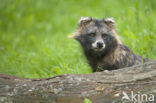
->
[69,17,92,39]
[104,17,115,29]
[78,17,92,27]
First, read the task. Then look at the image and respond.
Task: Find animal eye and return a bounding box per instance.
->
[89,33,96,37]
[102,33,108,38]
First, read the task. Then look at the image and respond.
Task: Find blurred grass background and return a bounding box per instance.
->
[0,0,156,78]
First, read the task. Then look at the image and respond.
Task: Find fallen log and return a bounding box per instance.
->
[0,61,156,103]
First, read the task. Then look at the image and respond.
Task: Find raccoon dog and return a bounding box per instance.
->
[70,17,149,72]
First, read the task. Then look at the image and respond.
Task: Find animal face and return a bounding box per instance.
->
[70,17,121,53]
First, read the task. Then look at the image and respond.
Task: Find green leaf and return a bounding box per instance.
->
[84,98,92,103]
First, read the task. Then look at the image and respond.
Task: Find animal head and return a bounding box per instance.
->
[70,17,122,52]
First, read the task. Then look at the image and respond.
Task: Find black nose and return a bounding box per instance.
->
[97,42,103,49]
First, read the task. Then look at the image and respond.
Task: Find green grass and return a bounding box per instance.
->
[0,0,156,78]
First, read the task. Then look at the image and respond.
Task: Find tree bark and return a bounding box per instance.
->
[0,61,156,103]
